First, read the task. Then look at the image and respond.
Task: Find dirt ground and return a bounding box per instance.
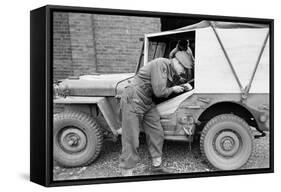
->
[53,129,270,181]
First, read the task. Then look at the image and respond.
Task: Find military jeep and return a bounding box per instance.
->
[53,20,270,170]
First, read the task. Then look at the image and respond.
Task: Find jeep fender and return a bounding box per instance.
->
[178,93,269,133]
[54,96,120,136]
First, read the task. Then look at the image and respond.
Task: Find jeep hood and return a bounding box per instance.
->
[57,73,135,97]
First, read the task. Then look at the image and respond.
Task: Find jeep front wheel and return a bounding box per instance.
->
[54,112,103,167]
[200,114,253,170]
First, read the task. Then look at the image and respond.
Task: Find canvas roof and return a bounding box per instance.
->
[146,20,269,39]
[144,20,270,94]
[176,20,268,31]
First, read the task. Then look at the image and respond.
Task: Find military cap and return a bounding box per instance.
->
[175,51,194,69]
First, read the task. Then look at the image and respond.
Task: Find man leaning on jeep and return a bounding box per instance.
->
[119,51,193,176]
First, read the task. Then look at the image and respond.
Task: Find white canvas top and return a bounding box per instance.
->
[146,20,268,38]
[194,26,269,93]
[145,21,270,94]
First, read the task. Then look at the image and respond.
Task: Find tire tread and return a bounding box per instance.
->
[54,111,103,167]
[199,114,253,170]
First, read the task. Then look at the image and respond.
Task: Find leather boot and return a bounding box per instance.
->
[121,168,134,177]
[151,164,175,174]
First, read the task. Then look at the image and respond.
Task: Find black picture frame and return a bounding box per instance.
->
[30,5,274,187]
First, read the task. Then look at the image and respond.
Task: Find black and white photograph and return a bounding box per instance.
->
[51,8,271,182]
[2,0,281,190]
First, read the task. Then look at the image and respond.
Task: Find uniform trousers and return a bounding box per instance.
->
[119,85,164,169]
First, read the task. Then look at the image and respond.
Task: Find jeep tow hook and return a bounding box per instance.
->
[254,131,266,139]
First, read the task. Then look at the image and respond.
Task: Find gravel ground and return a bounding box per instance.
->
[53,129,270,181]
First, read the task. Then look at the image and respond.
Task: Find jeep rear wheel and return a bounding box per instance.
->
[54,112,103,167]
[200,114,253,170]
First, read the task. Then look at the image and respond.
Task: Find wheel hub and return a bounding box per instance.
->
[59,127,87,153]
[66,134,80,146]
[221,137,235,151]
[214,130,240,157]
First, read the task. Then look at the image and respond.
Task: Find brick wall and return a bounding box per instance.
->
[68,13,97,76]
[93,14,161,73]
[53,12,73,80]
[53,12,161,80]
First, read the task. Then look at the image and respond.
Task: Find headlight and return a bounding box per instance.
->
[53,82,67,98]
[53,83,60,98]
[259,113,268,123]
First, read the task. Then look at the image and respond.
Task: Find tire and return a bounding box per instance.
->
[53,111,103,167]
[200,114,253,170]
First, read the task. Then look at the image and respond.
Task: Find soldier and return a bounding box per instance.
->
[119,51,193,176]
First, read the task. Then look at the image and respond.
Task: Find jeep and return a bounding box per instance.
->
[53,20,270,170]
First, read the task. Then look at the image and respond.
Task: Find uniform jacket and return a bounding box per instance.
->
[128,58,178,113]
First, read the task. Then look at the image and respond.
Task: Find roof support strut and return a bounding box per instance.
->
[210,21,269,98]
[245,31,269,94]
[209,21,243,90]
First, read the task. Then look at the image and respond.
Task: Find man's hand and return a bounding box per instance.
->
[181,82,193,91]
[172,86,184,93]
